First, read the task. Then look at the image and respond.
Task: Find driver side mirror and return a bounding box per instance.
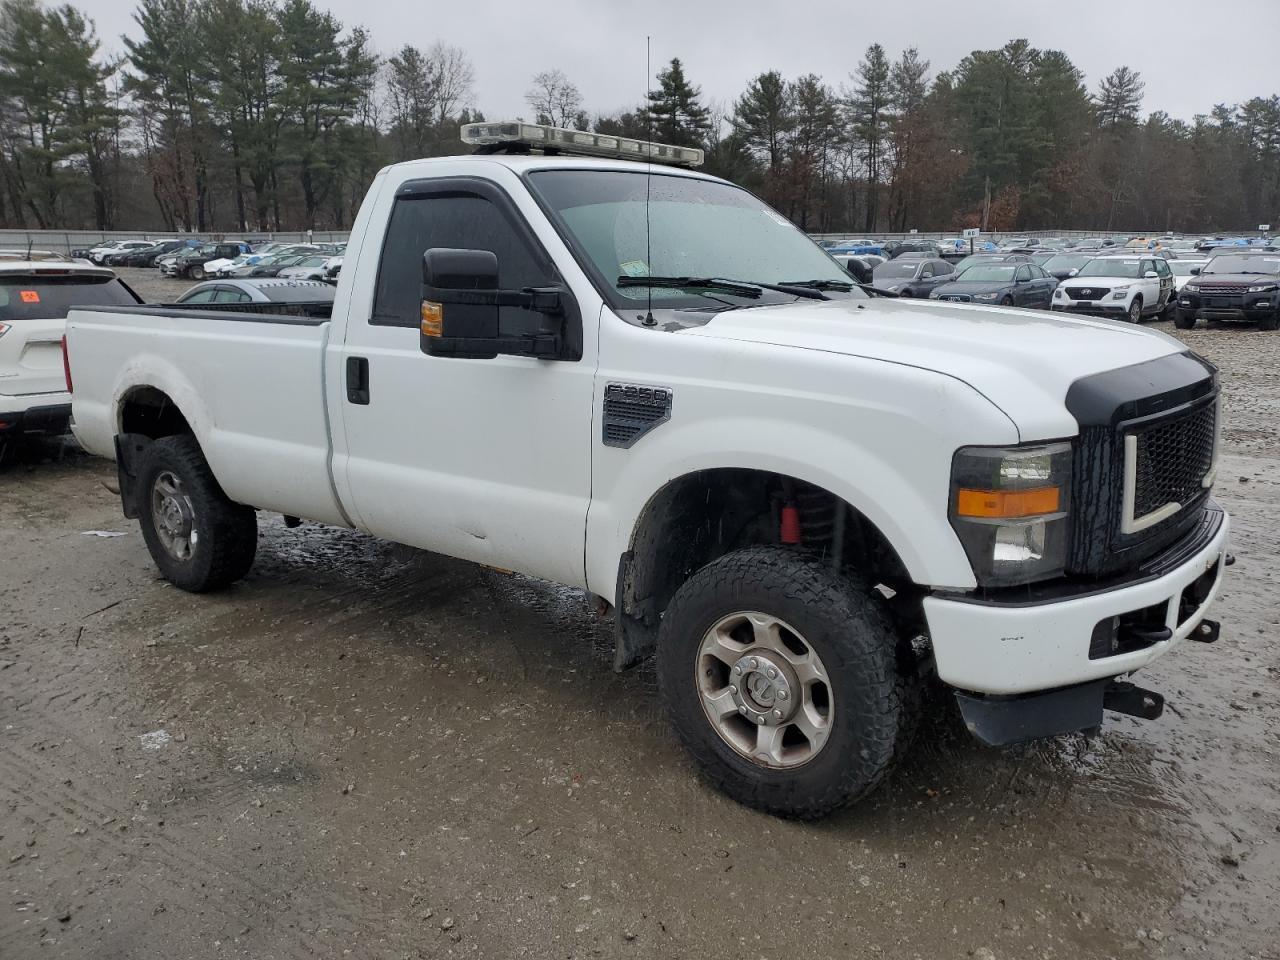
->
[1067,268,1078,277]
[1190,266,1201,275]
[1143,270,1159,279]
[420,248,568,360]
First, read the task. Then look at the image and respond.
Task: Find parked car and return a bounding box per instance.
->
[233,254,308,278]
[951,252,1031,273]
[928,261,1056,307]
[119,240,192,268]
[276,255,335,281]
[1169,258,1209,294]
[64,122,1230,819]
[1,257,141,438]
[85,240,156,264]
[175,277,337,306]
[885,240,941,260]
[1040,253,1097,281]
[870,257,954,296]
[1051,254,1175,322]
[826,238,884,257]
[1175,252,1280,330]
[163,242,252,279]
[323,257,343,282]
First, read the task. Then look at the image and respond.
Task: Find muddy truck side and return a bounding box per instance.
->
[65,125,1230,819]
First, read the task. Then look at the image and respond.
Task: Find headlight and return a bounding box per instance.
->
[949,443,1072,587]
[1248,284,1278,293]
[1184,283,1200,292]
[973,292,1000,301]
[1110,287,1130,299]
[1053,288,1065,298]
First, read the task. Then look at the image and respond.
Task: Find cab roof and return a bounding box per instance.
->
[381,152,725,184]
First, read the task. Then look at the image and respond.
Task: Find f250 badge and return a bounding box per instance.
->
[602,382,673,449]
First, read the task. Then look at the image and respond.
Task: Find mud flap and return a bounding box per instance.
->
[956,679,1108,747]
[613,551,657,672]
[113,433,152,520]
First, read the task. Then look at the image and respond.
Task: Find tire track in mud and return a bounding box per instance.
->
[0,726,378,958]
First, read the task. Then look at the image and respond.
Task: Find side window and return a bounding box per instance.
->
[182,288,217,304]
[1015,265,1031,282]
[1033,266,1050,280]
[1156,259,1172,277]
[372,191,553,329]
[921,264,934,278]
[213,288,248,303]
[1141,260,1155,276]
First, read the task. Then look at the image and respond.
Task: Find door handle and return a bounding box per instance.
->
[346,356,370,405]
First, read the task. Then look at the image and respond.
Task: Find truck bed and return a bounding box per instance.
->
[66,303,349,527]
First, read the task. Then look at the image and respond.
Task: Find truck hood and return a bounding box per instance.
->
[680,296,1185,440]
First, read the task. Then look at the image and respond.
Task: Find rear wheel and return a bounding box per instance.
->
[656,546,909,819]
[136,435,257,592]
[1127,296,1143,323]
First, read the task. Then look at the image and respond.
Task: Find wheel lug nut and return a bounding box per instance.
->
[749,658,758,669]
[755,715,765,724]
[774,709,783,719]
[729,684,738,694]
[733,665,742,675]
[738,705,746,715]
[778,690,789,700]
[766,668,777,679]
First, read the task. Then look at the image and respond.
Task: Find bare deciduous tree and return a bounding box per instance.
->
[524,68,585,129]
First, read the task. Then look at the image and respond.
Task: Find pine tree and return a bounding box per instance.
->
[639,58,711,148]
[1095,66,1144,128]
[847,43,891,230]
[731,70,793,174]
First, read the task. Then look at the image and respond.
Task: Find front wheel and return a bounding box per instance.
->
[190,264,205,280]
[136,435,257,592]
[1127,297,1143,323]
[1259,312,1279,332]
[1000,295,1013,306]
[656,546,909,819]
[1174,310,1196,330]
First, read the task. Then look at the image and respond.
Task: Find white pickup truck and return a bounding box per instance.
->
[65,122,1230,818]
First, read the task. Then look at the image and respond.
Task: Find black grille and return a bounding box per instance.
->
[1198,283,1247,295]
[1065,286,1108,300]
[1131,403,1216,520]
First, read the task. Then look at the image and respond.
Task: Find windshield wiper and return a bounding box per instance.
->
[617,275,830,301]
[779,278,855,292]
[617,275,762,298]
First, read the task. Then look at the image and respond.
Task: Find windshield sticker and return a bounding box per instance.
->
[619,259,650,278]
[19,290,39,303]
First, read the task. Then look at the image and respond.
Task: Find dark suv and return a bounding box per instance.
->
[164,242,250,280]
[1176,253,1280,331]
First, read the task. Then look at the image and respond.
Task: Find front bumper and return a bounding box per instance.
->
[1178,291,1279,320]
[1052,299,1131,317]
[924,503,1229,696]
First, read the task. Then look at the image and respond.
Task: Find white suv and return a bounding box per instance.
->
[0,257,141,439]
[1051,254,1175,322]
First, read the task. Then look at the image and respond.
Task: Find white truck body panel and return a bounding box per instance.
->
[66,153,1228,703]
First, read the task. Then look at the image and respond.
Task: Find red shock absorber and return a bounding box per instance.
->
[779,503,803,544]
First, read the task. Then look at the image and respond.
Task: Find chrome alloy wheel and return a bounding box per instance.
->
[151,470,198,561]
[696,611,834,769]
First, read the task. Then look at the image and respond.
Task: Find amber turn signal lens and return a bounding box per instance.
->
[956,486,1061,519]
[420,300,443,337]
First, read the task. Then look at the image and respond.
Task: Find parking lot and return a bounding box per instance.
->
[1,270,1277,959]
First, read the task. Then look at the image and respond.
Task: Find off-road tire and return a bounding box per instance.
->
[656,546,909,819]
[136,435,257,592]
[1174,310,1196,330]
[1258,312,1279,332]
[1127,296,1143,323]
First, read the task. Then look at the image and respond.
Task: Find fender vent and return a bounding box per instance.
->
[602,383,672,448]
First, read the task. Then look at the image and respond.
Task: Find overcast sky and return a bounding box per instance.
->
[87,0,1280,123]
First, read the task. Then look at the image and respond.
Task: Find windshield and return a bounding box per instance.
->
[1170,261,1205,276]
[954,265,1017,282]
[873,262,919,279]
[1077,258,1142,278]
[528,169,864,309]
[1203,255,1280,275]
[0,274,139,320]
[1043,255,1091,272]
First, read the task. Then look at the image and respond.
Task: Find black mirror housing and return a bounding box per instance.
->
[423,247,498,291]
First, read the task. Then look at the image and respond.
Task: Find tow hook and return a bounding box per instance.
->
[1191,618,1221,644]
[1104,681,1164,721]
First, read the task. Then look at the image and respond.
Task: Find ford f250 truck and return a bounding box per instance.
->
[65,122,1230,819]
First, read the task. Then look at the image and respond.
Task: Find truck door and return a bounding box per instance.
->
[333,176,596,588]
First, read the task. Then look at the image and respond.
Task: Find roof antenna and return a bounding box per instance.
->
[642,35,656,327]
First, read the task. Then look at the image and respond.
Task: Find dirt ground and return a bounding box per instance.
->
[1,274,1277,959]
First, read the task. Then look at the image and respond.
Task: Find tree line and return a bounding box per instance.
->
[1,0,1277,234]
